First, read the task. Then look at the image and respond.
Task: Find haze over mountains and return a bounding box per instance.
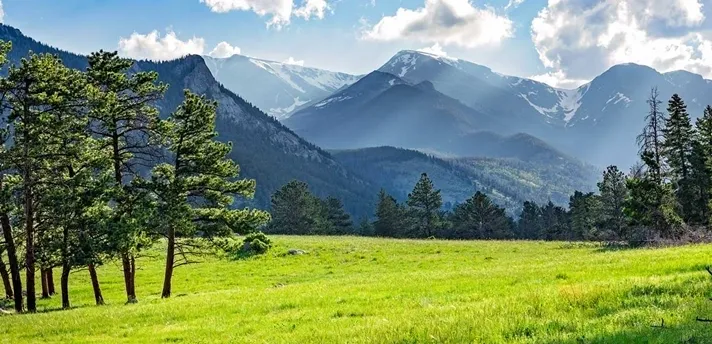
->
[203,54,360,120]
[283,49,712,169]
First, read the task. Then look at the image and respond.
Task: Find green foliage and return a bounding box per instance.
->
[373,189,406,237]
[568,191,603,240]
[598,166,628,238]
[449,192,513,239]
[406,173,444,238]
[267,180,324,235]
[662,94,696,221]
[242,232,272,255]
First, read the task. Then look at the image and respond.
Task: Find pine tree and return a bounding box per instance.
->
[268,180,322,235]
[694,105,712,224]
[598,166,628,238]
[373,189,404,237]
[629,88,678,237]
[85,50,166,304]
[662,94,695,221]
[517,201,542,239]
[0,53,86,312]
[147,91,270,298]
[323,196,353,235]
[450,191,513,239]
[568,191,602,240]
[406,173,443,238]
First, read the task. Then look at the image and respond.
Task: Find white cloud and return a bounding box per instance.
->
[199,0,331,28]
[208,41,242,58]
[0,1,5,23]
[417,43,448,57]
[282,56,304,66]
[118,30,205,61]
[362,0,514,48]
[530,70,589,89]
[504,0,525,10]
[294,0,330,20]
[531,0,712,88]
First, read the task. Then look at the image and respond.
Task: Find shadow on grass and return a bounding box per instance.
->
[545,321,712,344]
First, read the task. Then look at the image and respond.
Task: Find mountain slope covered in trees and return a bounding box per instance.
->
[0,24,376,215]
[331,146,598,213]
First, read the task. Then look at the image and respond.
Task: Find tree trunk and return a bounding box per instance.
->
[88,263,104,305]
[161,227,176,298]
[1,210,23,312]
[24,174,36,312]
[40,268,49,299]
[47,268,55,295]
[0,253,12,299]
[121,253,137,303]
[60,262,70,309]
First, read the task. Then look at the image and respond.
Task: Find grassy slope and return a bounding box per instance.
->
[1,237,712,343]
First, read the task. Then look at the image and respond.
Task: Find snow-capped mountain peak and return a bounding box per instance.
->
[203,54,361,120]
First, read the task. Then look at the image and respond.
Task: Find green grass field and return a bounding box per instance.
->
[2,236,712,343]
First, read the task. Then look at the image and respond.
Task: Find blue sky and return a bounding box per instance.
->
[2,0,712,88]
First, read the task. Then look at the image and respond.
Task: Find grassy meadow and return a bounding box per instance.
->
[1,236,712,343]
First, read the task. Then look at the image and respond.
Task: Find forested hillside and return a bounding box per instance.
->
[0,24,377,215]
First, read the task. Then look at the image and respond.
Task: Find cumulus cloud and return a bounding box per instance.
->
[208,41,241,58]
[417,43,449,57]
[362,0,514,48]
[531,0,712,88]
[0,1,5,23]
[282,56,305,66]
[118,30,205,61]
[199,0,331,28]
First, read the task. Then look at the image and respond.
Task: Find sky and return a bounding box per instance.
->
[1,0,712,88]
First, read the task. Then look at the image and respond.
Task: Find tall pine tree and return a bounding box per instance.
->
[662,94,695,222]
[598,166,628,238]
[148,91,270,298]
[406,173,443,238]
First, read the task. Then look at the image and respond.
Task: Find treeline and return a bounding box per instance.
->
[268,89,712,244]
[0,44,269,313]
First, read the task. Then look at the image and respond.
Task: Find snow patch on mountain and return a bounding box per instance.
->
[558,84,590,124]
[204,54,360,120]
[519,93,559,118]
[270,97,309,117]
[315,95,353,108]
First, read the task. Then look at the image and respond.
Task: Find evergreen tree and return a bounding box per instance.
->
[85,50,166,304]
[517,201,542,239]
[541,201,569,240]
[449,191,513,239]
[147,91,269,298]
[662,94,695,221]
[373,189,404,237]
[598,166,628,238]
[357,216,374,236]
[0,53,85,312]
[406,173,443,238]
[694,105,712,224]
[568,191,602,240]
[323,196,353,235]
[629,88,678,237]
[268,180,322,235]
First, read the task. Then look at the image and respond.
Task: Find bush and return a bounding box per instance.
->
[242,232,272,255]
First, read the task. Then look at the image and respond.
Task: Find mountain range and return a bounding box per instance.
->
[283,49,712,169]
[0,24,595,216]
[1,23,671,216]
